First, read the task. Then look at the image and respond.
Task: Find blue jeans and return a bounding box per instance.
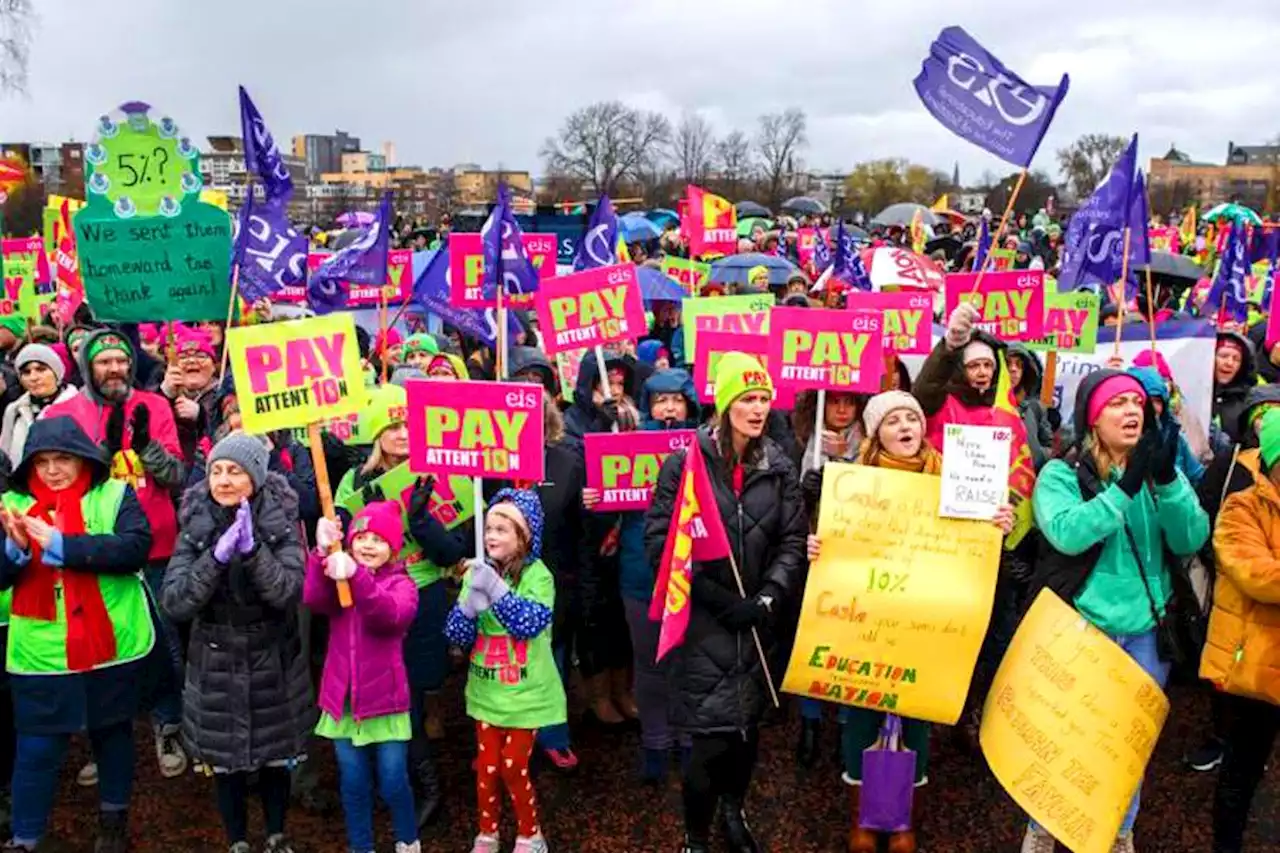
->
[535,643,572,752]
[144,564,182,728]
[333,739,417,851]
[1030,629,1169,837]
[12,720,134,844]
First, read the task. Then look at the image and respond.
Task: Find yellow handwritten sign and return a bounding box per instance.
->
[980,589,1169,853]
[781,464,1001,724]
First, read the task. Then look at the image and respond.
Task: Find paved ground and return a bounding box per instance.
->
[40,679,1279,852]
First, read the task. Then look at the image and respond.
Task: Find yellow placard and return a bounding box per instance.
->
[781,464,1001,724]
[979,589,1169,853]
[199,189,229,211]
[227,313,368,435]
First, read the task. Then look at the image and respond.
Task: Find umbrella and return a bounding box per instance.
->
[709,252,799,287]
[860,246,946,291]
[336,211,375,228]
[837,223,871,243]
[1136,250,1202,284]
[736,201,772,218]
[871,203,939,229]
[736,216,774,238]
[644,208,679,227]
[636,266,686,303]
[1203,202,1262,226]
[619,212,661,242]
[781,196,828,215]
[924,235,964,262]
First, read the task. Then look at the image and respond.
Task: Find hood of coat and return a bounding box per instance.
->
[640,368,700,429]
[179,470,299,545]
[1069,367,1159,449]
[945,329,1006,407]
[1236,384,1280,446]
[13,415,110,490]
[508,346,556,391]
[489,487,544,564]
[1216,330,1257,393]
[570,351,637,419]
[1005,342,1043,398]
[77,328,137,406]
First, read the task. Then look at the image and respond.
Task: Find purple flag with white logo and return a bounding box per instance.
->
[775,224,788,259]
[236,196,308,303]
[238,86,293,202]
[812,228,832,273]
[481,184,539,301]
[1261,228,1279,310]
[912,27,1069,168]
[308,192,391,314]
[1058,134,1139,292]
[572,194,620,271]
[1206,224,1251,323]
[832,221,873,291]
[411,247,521,346]
[974,218,992,270]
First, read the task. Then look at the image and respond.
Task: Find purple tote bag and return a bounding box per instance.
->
[858,714,917,832]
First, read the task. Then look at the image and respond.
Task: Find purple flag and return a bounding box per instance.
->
[1261,229,1279,310]
[410,247,520,346]
[775,224,789,259]
[236,196,308,303]
[913,27,1069,168]
[974,218,992,270]
[238,86,293,201]
[573,195,621,271]
[481,184,539,302]
[812,228,832,273]
[308,192,391,314]
[1206,225,1251,323]
[1058,134,1139,292]
[832,221,873,291]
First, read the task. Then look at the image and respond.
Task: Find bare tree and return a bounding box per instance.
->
[755,108,808,206]
[0,0,34,96]
[669,111,715,186]
[540,101,672,198]
[714,130,753,200]
[1056,133,1129,201]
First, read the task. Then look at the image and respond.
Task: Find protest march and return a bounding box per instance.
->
[3,12,1280,853]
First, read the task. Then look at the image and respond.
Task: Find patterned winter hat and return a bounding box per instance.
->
[349,500,405,554]
[488,488,543,564]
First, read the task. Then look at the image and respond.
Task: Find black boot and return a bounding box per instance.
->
[678,835,710,853]
[719,799,762,853]
[93,809,128,853]
[796,718,819,768]
[414,756,443,828]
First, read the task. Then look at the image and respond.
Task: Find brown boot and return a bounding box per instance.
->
[847,787,877,853]
[587,673,625,725]
[610,668,639,720]
[423,691,445,740]
[887,781,919,853]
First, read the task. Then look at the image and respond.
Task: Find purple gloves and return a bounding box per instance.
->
[458,585,491,620]
[214,500,255,564]
[469,558,511,603]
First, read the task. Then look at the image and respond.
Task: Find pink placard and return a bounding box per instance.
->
[274,248,413,305]
[406,379,545,482]
[845,290,934,355]
[796,228,817,268]
[448,232,556,309]
[1267,295,1280,353]
[1148,226,1180,254]
[534,263,647,355]
[692,331,795,409]
[767,306,884,394]
[584,430,696,511]
[944,269,1045,342]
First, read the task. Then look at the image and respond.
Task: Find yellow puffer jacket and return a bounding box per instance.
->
[1202,475,1280,704]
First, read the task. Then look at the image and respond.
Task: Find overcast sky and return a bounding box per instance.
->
[3,1,1277,184]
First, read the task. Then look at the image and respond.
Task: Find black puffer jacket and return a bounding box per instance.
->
[643,427,807,733]
[160,472,313,772]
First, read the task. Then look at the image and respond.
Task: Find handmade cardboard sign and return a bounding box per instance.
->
[584,431,696,511]
[228,313,367,434]
[945,270,1045,342]
[75,102,231,322]
[406,380,544,482]
[535,263,646,355]
[768,306,885,393]
[939,424,1012,520]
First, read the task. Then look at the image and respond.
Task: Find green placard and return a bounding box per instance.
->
[75,102,231,322]
[338,462,480,532]
[681,293,774,364]
[1026,290,1099,354]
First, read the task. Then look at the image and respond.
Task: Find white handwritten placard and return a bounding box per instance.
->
[939,424,1011,520]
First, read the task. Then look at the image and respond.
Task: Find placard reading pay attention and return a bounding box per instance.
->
[939,424,1011,520]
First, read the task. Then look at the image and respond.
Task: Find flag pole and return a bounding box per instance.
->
[219,175,254,380]
[726,550,780,709]
[309,421,353,608]
[969,168,1028,296]
[1144,266,1158,353]
[1111,225,1133,355]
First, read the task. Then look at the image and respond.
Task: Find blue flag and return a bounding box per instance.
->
[913,27,1069,168]
[236,195,308,303]
[1059,134,1140,292]
[308,192,391,314]
[1262,229,1279,310]
[775,224,788,259]
[410,247,520,346]
[572,195,620,271]
[1206,224,1251,323]
[831,221,873,292]
[238,86,293,202]
[481,184,539,302]
[974,218,992,270]
[812,228,832,273]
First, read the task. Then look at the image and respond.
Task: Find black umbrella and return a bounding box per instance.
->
[925,235,963,261]
[1136,250,1201,284]
[872,203,939,229]
[735,200,772,219]
[781,196,828,215]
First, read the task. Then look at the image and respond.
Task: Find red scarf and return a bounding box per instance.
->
[11,468,118,672]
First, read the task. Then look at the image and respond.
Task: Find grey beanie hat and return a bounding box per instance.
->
[15,343,65,385]
[207,431,270,491]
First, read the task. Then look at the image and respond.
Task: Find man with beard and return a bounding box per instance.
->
[43,329,190,783]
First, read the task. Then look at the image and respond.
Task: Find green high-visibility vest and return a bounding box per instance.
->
[2,480,155,675]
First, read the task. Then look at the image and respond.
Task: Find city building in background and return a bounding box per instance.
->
[291,130,361,179]
[1149,141,1280,212]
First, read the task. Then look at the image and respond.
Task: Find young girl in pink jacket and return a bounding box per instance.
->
[304,501,421,853]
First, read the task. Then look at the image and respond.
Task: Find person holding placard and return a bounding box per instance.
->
[154,325,221,466]
[804,391,1013,853]
[160,432,312,853]
[1204,409,1280,853]
[0,417,153,853]
[1028,370,1209,853]
[644,353,807,853]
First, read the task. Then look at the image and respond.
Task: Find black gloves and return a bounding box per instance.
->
[1117,428,1159,497]
[1152,420,1181,485]
[408,476,436,519]
[801,468,824,513]
[130,404,151,451]
[600,399,621,427]
[719,582,784,632]
[105,405,126,455]
[361,482,385,505]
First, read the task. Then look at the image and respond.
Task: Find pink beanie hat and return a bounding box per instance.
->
[174,325,216,360]
[348,501,404,554]
[1130,349,1172,382]
[1087,375,1146,427]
